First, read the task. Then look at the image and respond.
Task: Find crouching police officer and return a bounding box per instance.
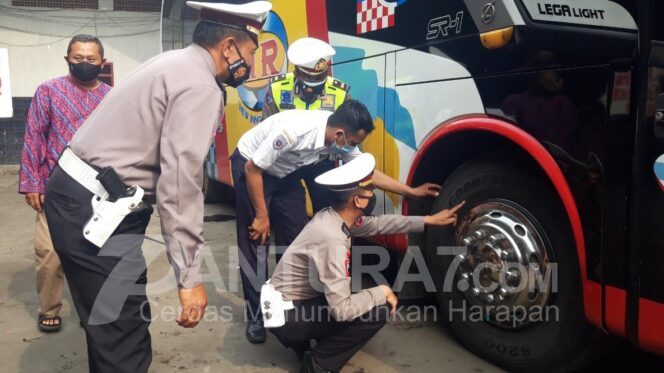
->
[262,37,351,213]
[263,154,465,373]
[43,1,271,371]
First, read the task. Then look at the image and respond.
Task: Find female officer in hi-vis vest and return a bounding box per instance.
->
[262,37,351,213]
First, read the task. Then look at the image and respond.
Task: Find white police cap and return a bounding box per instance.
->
[287,37,336,85]
[315,153,376,191]
[186,1,271,40]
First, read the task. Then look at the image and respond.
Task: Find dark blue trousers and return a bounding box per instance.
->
[231,150,309,321]
[301,159,335,213]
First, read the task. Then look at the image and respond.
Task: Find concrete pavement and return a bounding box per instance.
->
[0,166,503,373]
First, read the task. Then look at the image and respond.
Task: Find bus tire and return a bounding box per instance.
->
[426,159,603,372]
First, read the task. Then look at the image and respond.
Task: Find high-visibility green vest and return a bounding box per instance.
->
[270,73,349,111]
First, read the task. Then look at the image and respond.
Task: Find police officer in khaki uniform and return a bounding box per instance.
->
[262,37,352,213]
[43,2,271,371]
[265,154,465,373]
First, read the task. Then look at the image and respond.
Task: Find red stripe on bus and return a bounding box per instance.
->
[639,297,664,355]
[305,0,329,42]
[216,115,232,186]
[385,233,408,253]
[586,280,602,328]
[605,285,627,336]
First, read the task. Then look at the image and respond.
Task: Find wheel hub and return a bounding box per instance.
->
[454,200,552,329]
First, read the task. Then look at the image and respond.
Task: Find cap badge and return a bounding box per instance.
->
[314,58,328,72]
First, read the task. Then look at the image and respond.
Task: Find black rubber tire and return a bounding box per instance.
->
[426,159,604,372]
[202,171,223,203]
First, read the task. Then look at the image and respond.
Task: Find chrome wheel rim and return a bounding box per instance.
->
[453,200,553,329]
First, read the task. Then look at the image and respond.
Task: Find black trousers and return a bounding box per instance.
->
[300,159,335,213]
[44,166,153,373]
[231,150,309,321]
[271,296,389,373]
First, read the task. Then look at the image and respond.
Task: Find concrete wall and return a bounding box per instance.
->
[0,0,162,164]
[0,97,30,164]
[0,0,162,97]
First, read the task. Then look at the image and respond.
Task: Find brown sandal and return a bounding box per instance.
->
[38,314,62,332]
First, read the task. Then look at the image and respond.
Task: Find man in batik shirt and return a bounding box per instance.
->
[18,34,110,332]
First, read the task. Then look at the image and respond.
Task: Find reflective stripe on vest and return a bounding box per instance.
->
[271,74,347,111]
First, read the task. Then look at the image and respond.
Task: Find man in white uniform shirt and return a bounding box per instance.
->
[232,99,442,342]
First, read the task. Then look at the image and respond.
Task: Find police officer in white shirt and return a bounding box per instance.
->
[265,154,465,372]
[232,99,442,343]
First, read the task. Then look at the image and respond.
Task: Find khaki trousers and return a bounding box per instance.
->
[34,211,64,317]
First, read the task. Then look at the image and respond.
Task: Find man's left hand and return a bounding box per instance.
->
[25,192,44,212]
[409,182,442,198]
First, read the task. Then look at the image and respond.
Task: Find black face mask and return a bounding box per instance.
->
[298,81,325,104]
[359,194,377,216]
[224,45,251,88]
[69,61,101,82]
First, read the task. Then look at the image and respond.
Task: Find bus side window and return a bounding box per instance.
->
[647,43,664,119]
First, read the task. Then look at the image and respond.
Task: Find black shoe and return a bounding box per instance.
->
[292,340,311,361]
[300,351,332,373]
[294,346,309,361]
[245,319,266,344]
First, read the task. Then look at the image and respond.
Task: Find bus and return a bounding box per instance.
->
[162,1,664,371]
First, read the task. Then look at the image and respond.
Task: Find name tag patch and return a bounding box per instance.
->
[321,94,336,110]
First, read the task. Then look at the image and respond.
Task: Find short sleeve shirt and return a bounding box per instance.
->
[237,109,360,178]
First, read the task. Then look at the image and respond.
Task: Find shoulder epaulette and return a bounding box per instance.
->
[270,74,288,83]
[332,79,350,91]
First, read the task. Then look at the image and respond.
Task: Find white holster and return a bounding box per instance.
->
[83,187,144,247]
[260,279,294,328]
[58,147,145,248]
